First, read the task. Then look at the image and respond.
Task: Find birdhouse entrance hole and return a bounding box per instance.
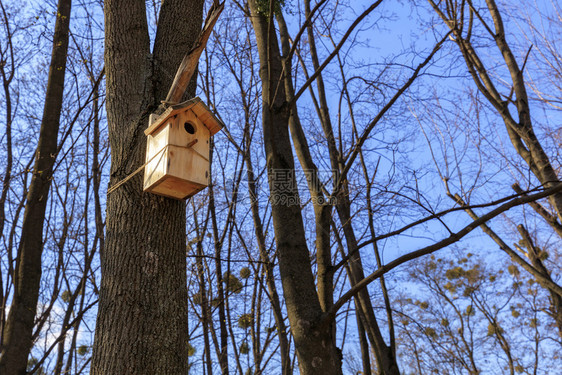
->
[184,121,196,134]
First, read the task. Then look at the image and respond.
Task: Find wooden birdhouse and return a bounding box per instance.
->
[143,97,223,199]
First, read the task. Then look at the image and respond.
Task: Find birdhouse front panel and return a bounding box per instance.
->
[169,109,210,158]
[143,97,223,200]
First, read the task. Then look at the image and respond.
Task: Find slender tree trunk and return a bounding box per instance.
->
[90,0,203,373]
[247,2,342,374]
[291,2,400,372]
[92,88,105,258]
[517,225,562,335]
[0,34,13,244]
[208,142,230,374]
[244,138,292,375]
[275,11,333,315]
[357,314,372,375]
[194,230,214,375]
[0,0,72,373]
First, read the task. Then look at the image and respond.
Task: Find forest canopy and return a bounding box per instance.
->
[0,0,561,374]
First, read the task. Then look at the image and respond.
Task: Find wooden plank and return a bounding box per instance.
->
[165,2,225,104]
[148,113,160,127]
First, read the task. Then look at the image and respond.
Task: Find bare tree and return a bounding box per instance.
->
[426,0,562,335]
[0,0,73,372]
[90,0,206,373]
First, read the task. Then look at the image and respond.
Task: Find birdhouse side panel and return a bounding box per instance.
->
[143,125,171,191]
[143,148,170,192]
[146,124,170,159]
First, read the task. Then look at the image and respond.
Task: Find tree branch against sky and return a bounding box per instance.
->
[0,1,561,374]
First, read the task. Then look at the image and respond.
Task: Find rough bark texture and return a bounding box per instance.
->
[0,0,71,373]
[247,2,342,374]
[90,0,203,374]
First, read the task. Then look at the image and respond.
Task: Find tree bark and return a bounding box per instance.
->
[90,0,203,373]
[0,0,72,373]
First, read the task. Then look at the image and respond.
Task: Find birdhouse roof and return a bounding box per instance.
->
[145,97,224,136]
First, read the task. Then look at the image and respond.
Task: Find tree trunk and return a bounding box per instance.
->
[90,0,203,373]
[247,2,342,374]
[208,145,230,374]
[336,201,400,375]
[244,138,292,375]
[0,0,72,373]
[288,2,400,372]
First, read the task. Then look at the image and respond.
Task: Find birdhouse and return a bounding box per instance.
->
[143,97,223,199]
